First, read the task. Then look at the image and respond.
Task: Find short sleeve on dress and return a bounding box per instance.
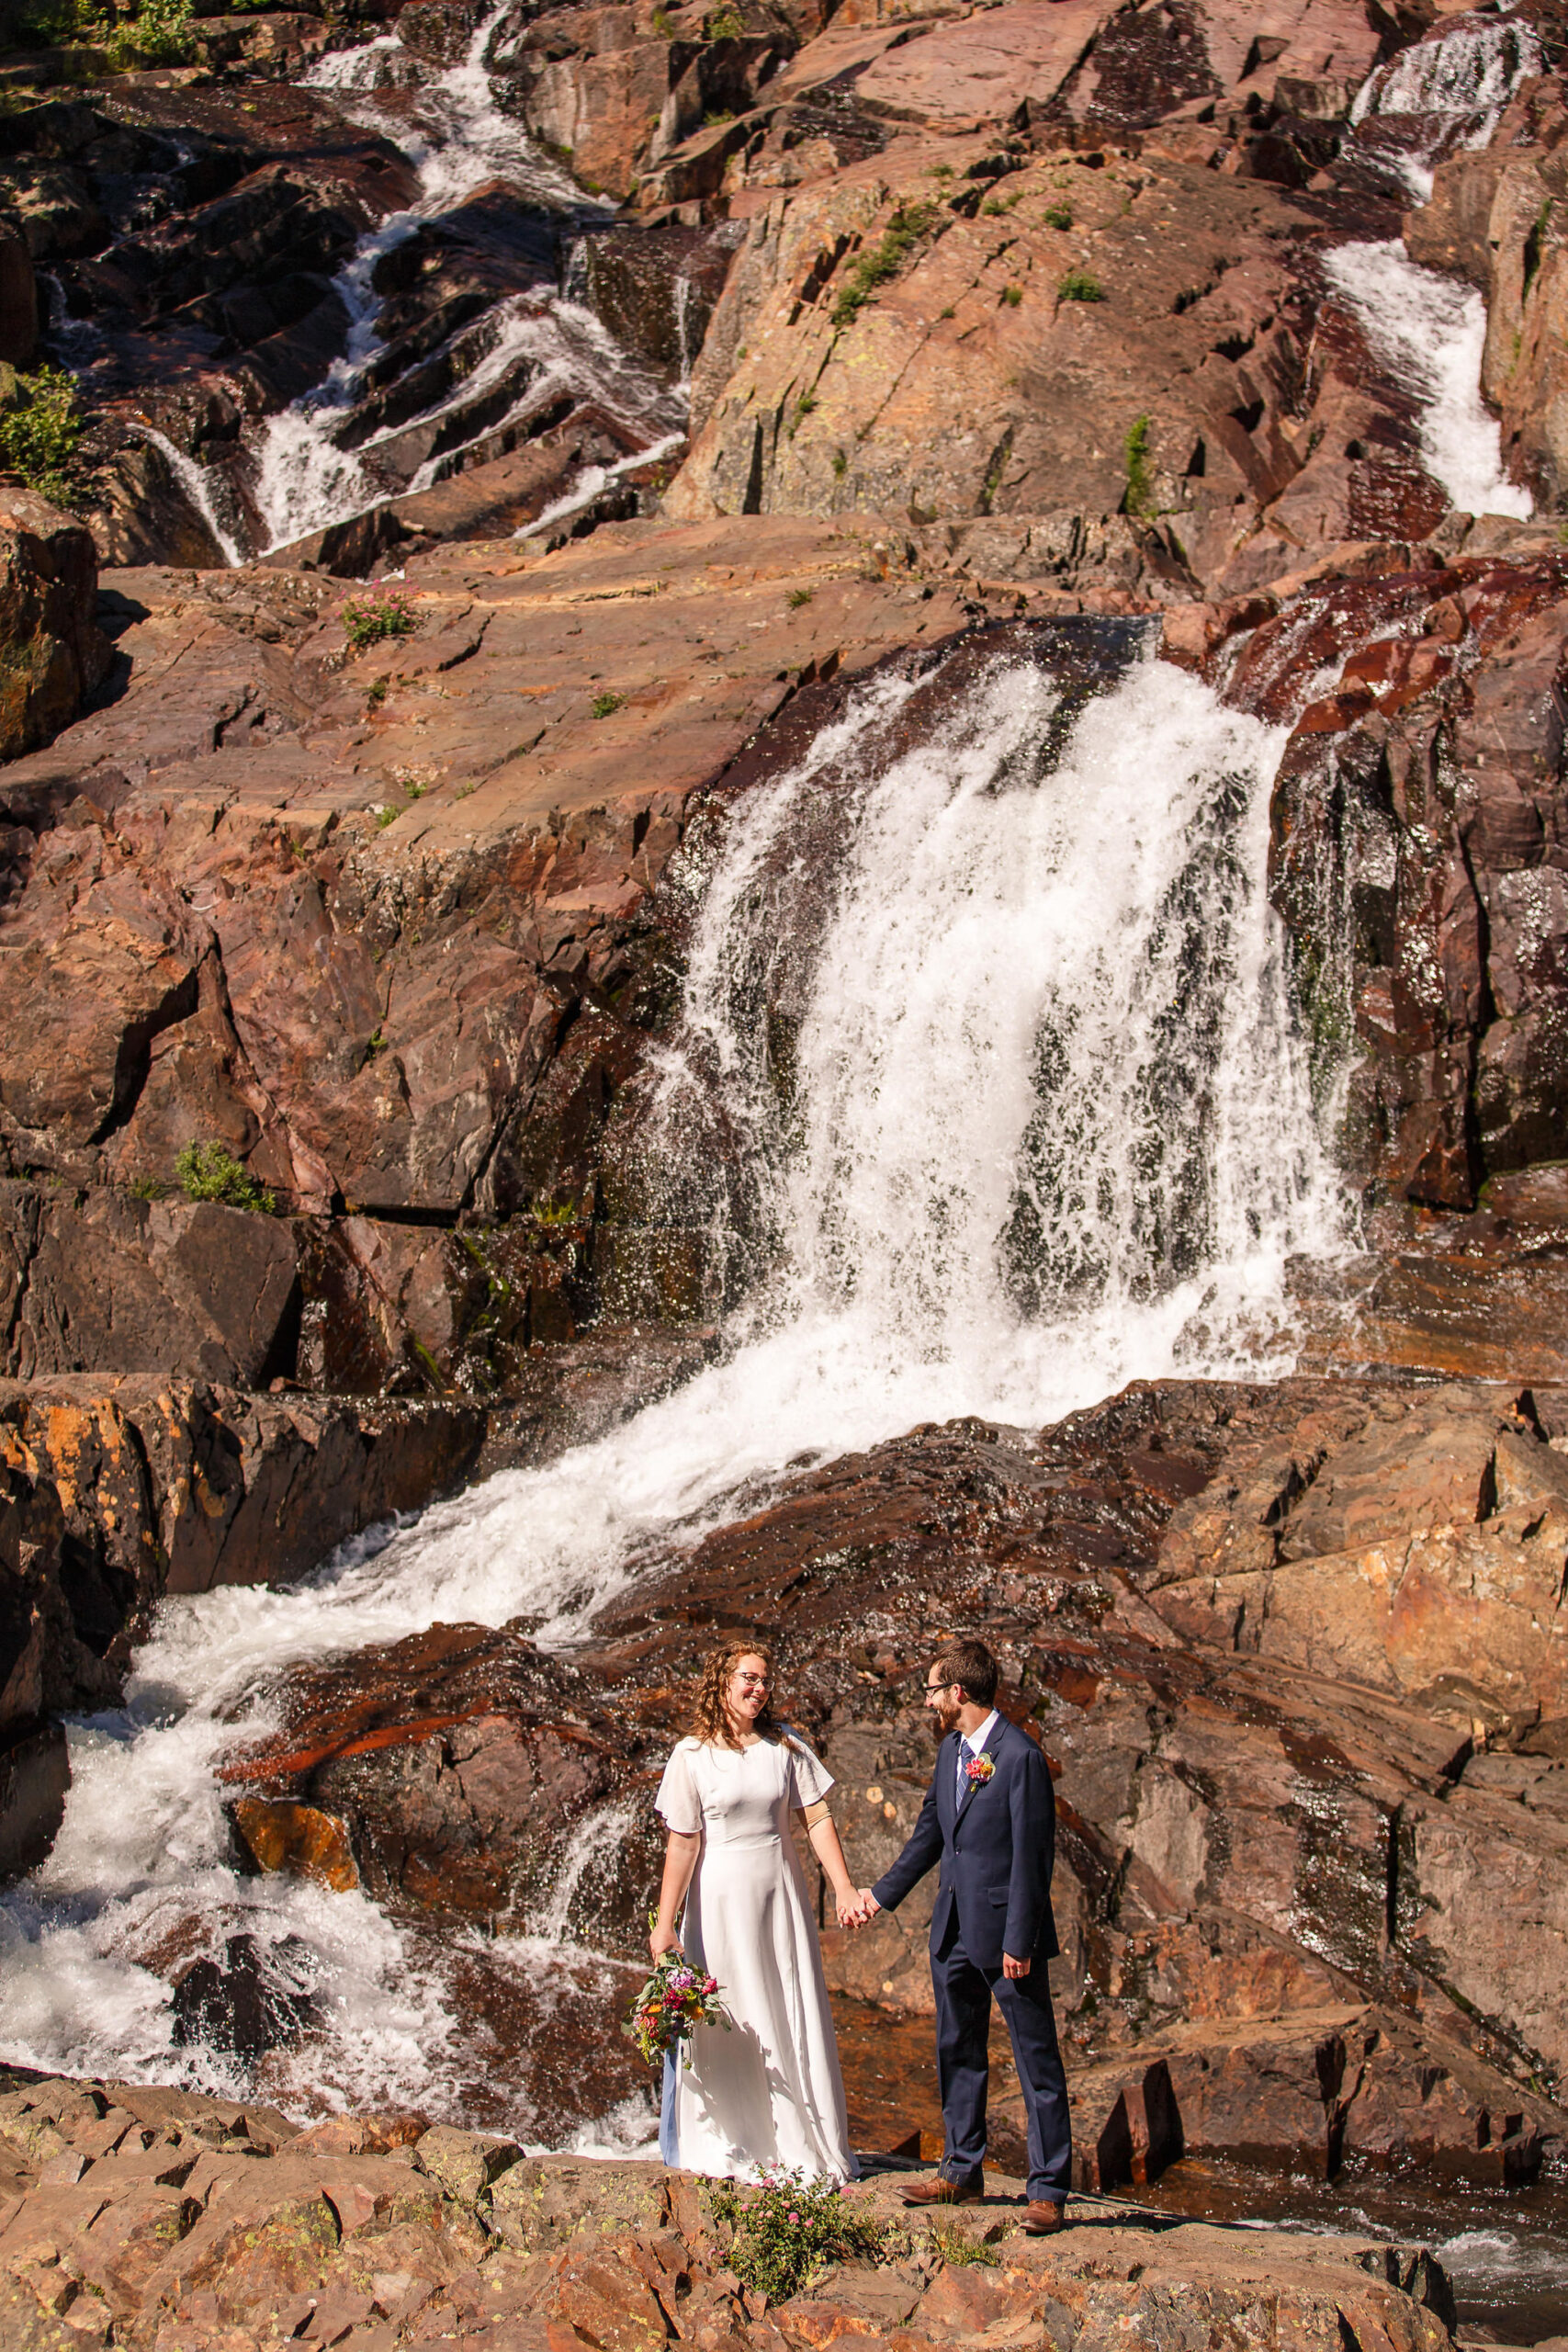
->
[784,1738,834,1811]
[656,1741,704,1834]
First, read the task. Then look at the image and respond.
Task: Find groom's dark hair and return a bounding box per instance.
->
[932,1638,998,1707]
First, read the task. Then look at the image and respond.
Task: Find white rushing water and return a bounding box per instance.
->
[1323,239,1533,520]
[243,1,685,557]
[127,424,248,567]
[1349,12,1543,198]
[0,637,1348,2117]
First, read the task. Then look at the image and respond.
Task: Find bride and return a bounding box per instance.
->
[651,1641,860,2180]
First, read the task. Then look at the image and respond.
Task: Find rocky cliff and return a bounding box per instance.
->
[3,0,1568,2289]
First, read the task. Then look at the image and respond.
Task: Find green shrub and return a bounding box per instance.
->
[1001,284,1022,307]
[830,447,847,478]
[342,589,416,649]
[591,690,625,718]
[0,364,84,504]
[107,0,192,63]
[175,1142,276,1215]
[787,586,812,607]
[705,2,742,32]
[930,2221,1000,2267]
[831,200,941,329]
[1057,266,1103,302]
[1043,201,1073,230]
[651,1,675,30]
[707,2172,886,2304]
[1123,413,1155,518]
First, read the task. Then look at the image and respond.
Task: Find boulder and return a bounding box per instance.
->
[0,1182,299,1386]
[0,491,109,762]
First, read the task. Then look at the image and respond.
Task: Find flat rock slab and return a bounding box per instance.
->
[0,2069,1467,2352]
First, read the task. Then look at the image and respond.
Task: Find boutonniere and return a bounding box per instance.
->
[964,1751,996,1784]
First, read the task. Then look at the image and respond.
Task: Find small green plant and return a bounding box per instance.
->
[1123,412,1156,519]
[377,804,401,828]
[789,390,817,435]
[591,690,625,718]
[1001,284,1022,307]
[0,364,85,505]
[704,106,736,125]
[705,2,743,32]
[930,2221,1000,2267]
[367,675,389,708]
[787,586,813,607]
[1057,266,1103,302]
[1043,201,1073,230]
[107,0,192,64]
[831,200,942,329]
[982,196,1007,216]
[175,1142,276,1216]
[342,589,416,650]
[831,447,848,478]
[707,2172,886,2304]
[651,0,675,28]
[930,163,954,179]
[128,1176,164,1202]
[939,304,955,320]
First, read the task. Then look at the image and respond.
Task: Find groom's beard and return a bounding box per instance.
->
[931,1697,962,1736]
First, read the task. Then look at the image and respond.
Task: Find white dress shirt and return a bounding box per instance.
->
[956,1708,1000,1802]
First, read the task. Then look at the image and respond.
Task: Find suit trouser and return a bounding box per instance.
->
[931,1924,1072,2202]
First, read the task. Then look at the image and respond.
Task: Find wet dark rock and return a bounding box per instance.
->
[0,1721,69,1882]
[1247,551,1568,1209]
[221,1620,670,1928]
[170,1931,317,2058]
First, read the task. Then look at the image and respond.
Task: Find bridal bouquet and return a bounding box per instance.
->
[626,1939,731,2066]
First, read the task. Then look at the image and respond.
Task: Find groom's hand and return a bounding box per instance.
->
[850,1890,880,1928]
[1002,1952,1031,1979]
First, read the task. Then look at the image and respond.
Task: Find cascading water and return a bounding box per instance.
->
[135,0,688,561]
[0,632,1348,2122]
[1323,240,1533,520]
[1349,14,1544,199]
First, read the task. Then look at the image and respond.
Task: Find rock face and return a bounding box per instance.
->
[0,1377,484,1873]
[0,2063,1469,2352]
[0,491,109,761]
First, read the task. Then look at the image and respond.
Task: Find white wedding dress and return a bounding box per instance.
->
[654,1734,855,2182]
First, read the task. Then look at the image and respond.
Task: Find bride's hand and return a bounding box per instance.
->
[649,1921,682,1961]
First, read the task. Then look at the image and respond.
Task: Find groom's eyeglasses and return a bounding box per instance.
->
[925,1679,958,1694]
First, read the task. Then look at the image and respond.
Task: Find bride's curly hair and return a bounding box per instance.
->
[687,1639,795,1750]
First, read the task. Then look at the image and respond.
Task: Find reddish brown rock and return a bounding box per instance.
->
[0,491,109,762]
[0,2074,1478,2352]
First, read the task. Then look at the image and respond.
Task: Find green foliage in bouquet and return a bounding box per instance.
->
[706,2169,887,2304]
[625,1931,731,2064]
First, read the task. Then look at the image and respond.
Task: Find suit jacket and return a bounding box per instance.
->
[870,1713,1058,1973]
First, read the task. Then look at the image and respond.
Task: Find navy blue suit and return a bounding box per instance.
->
[871,1713,1071,2202]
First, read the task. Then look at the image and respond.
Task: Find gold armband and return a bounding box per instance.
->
[801,1799,833,1826]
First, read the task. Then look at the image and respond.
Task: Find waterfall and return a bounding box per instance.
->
[126,424,247,567]
[1348,14,1543,199]
[1323,241,1532,521]
[246,0,683,558]
[0,633,1348,2117]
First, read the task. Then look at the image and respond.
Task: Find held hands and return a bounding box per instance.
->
[834,1888,881,1930]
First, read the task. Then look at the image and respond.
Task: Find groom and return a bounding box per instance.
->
[852,1638,1072,2231]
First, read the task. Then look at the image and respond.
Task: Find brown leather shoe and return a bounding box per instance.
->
[902,2177,983,2208]
[1021,2200,1068,2234]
